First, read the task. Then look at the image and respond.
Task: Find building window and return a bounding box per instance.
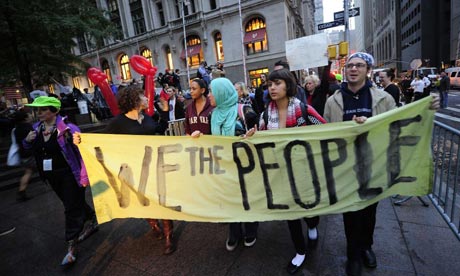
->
[77,35,88,54]
[214,32,224,61]
[210,0,217,10]
[120,54,131,81]
[72,77,81,90]
[107,0,123,39]
[101,59,112,82]
[130,0,146,35]
[156,2,165,26]
[141,48,153,65]
[248,68,269,88]
[244,17,268,55]
[184,35,202,67]
[165,46,173,70]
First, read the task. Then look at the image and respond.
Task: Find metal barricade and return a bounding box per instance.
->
[430,121,460,240]
[165,118,186,136]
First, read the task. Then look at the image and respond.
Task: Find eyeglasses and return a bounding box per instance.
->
[37,107,49,112]
[346,63,367,69]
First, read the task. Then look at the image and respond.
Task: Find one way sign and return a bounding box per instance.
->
[334,7,360,20]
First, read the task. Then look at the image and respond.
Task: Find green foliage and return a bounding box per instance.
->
[0,0,118,90]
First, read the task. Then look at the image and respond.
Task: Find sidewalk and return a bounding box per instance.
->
[1,179,459,275]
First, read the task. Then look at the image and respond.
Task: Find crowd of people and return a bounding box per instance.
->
[3,52,442,276]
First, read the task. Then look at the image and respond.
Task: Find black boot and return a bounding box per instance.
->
[16,190,31,202]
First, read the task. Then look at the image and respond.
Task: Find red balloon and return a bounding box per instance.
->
[87,67,120,116]
[130,55,158,116]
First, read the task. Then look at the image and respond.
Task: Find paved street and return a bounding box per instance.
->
[1,105,460,275]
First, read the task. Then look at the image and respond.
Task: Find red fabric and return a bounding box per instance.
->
[243,29,266,44]
[180,45,202,59]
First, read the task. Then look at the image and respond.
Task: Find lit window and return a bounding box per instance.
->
[214,32,224,61]
[249,68,269,88]
[245,17,268,55]
[141,48,153,65]
[101,60,112,82]
[165,46,173,70]
[120,54,131,80]
[183,35,202,67]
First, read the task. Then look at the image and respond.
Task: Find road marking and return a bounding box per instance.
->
[446,107,460,112]
[435,113,460,122]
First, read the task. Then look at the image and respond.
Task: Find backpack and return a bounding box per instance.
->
[262,102,325,127]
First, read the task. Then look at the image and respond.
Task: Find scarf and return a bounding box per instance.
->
[265,97,304,130]
[210,78,238,136]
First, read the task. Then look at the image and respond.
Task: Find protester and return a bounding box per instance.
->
[254,73,268,114]
[257,68,326,274]
[197,61,212,85]
[379,68,401,106]
[184,78,214,137]
[155,86,185,134]
[304,74,327,116]
[400,75,413,104]
[23,96,97,266]
[439,71,450,108]
[273,60,307,105]
[208,77,258,251]
[411,75,425,102]
[211,62,226,79]
[12,109,34,201]
[323,52,439,276]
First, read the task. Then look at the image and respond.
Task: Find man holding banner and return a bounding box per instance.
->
[324,52,439,276]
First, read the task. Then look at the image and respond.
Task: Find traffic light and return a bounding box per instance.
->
[328,45,337,60]
[339,41,349,57]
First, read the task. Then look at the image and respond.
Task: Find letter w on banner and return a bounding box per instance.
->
[79,98,435,224]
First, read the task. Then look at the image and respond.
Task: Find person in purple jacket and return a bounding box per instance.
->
[23,96,97,266]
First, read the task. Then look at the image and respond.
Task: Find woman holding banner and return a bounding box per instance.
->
[206,77,258,251]
[184,78,214,137]
[103,86,178,255]
[257,68,326,274]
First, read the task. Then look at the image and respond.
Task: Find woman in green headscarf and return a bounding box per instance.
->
[208,77,258,251]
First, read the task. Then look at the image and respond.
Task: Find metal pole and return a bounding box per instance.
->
[182,1,190,82]
[96,49,101,68]
[343,0,350,44]
[238,0,247,85]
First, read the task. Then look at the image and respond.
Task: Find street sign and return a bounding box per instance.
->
[317,20,343,31]
[334,7,360,20]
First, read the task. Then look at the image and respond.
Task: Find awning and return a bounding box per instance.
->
[180,45,202,59]
[243,28,266,44]
[2,87,23,99]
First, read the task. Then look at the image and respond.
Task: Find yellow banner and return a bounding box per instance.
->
[79,97,435,224]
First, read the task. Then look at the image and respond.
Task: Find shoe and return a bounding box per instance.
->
[147,219,164,240]
[286,256,305,275]
[77,216,99,243]
[163,234,176,255]
[226,237,238,251]
[16,191,31,202]
[61,240,77,266]
[0,226,16,236]
[361,249,377,268]
[346,259,362,276]
[244,236,256,247]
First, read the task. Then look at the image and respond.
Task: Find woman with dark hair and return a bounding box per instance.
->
[12,109,34,201]
[184,78,214,137]
[23,96,97,266]
[103,86,178,255]
[207,77,258,251]
[257,68,326,274]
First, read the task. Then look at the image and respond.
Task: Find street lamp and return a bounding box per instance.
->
[181,0,191,82]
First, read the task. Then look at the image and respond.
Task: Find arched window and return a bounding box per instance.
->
[141,48,153,65]
[214,32,224,61]
[101,59,112,82]
[244,17,268,55]
[181,35,202,67]
[165,46,173,70]
[119,54,131,81]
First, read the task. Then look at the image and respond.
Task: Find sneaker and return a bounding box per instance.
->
[226,237,238,251]
[244,237,257,247]
[61,240,77,266]
[0,226,16,236]
[307,227,318,240]
[77,216,99,243]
